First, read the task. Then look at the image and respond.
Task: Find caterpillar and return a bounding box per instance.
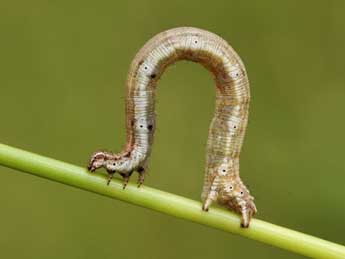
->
[88,27,257,227]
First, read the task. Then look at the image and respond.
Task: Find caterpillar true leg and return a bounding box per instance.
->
[137,167,146,187]
[107,171,115,186]
[120,173,131,190]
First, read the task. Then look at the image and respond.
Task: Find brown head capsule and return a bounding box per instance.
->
[88,27,257,227]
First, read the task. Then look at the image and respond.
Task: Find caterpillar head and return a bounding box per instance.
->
[88,151,107,172]
[88,151,121,172]
[88,150,134,174]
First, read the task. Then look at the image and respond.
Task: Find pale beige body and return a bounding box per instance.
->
[88,27,256,227]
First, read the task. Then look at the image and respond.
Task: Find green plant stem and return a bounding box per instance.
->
[0,143,344,259]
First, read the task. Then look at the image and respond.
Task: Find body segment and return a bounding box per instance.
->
[88,27,256,227]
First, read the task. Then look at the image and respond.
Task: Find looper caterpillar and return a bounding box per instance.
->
[88,27,257,227]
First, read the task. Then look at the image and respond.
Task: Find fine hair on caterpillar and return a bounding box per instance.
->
[88,27,257,228]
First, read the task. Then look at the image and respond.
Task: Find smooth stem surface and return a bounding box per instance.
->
[0,143,344,259]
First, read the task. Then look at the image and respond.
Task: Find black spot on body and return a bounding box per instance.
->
[147,125,153,131]
[150,74,156,79]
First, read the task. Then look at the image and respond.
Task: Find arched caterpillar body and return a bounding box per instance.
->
[88,27,257,227]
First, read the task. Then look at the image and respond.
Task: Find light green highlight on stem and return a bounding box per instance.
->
[0,143,344,259]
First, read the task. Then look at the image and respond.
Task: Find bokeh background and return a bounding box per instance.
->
[1,1,344,258]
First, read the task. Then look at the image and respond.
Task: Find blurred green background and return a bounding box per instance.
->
[1,1,344,258]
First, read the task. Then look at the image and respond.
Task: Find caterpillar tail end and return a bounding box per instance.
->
[87,151,109,172]
[201,178,257,228]
[202,196,257,228]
